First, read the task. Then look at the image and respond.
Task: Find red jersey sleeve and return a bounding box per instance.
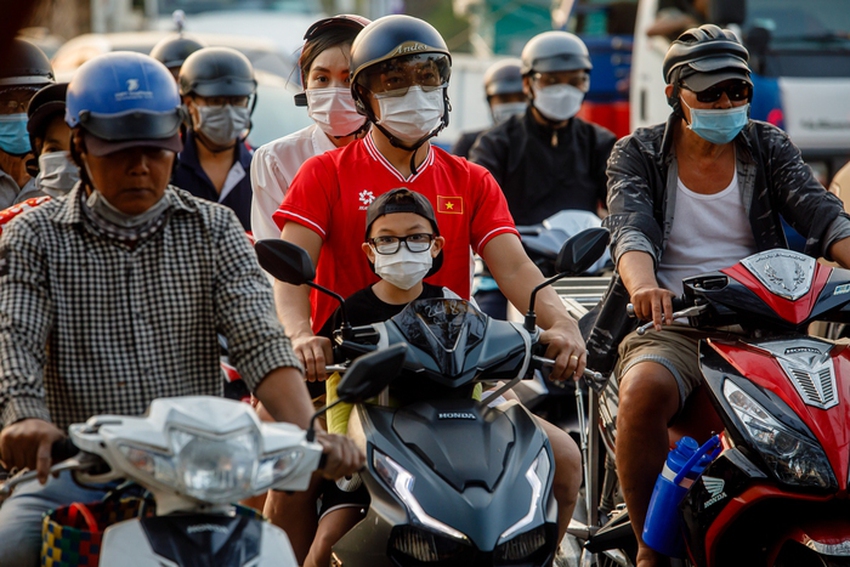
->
[272,152,338,239]
[467,162,518,253]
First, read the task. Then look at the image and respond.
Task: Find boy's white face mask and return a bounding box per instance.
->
[372,244,433,290]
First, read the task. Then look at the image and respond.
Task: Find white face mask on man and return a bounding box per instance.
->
[372,244,434,290]
[306,87,367,137]
[532,83,585,122]
[374,86,445,144]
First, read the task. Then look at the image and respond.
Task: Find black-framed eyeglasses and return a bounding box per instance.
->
[681,80,751,103]
[369,233,434,254]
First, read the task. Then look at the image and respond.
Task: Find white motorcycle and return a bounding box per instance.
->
[0,350,398,566]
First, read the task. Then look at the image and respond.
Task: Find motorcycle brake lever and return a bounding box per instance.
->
[635,305,707,336]
[0,451,102,497]
[325,365,347,374]
[532,355,605,383]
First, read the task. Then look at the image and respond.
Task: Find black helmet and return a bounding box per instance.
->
[663,24,751,113]
[150,34,207,70]
[350,15,452,151]
[484,58,523,98]
[0,38,54,88]
[179,47,257,98]
[27,82,68,152]
[520,31,591,76]
[303,13,371,43]
[350,15,451,87]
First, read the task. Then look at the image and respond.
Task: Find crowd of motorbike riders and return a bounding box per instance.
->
[0,9,848,567]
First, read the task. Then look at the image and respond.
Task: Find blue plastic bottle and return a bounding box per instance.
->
[642,435,720,557]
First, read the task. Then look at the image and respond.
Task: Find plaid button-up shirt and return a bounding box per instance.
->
[0,185,302,430]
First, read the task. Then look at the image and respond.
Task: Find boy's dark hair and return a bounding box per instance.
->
[365,188,440,240]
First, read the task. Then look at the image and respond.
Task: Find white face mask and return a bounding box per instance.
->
[196,105,251,147]
[532,83,585,122]
[35,151,79,197]
[375,86,445,144]
[491,101,526,125]
[306,87,367,137]
[372,244,433,291]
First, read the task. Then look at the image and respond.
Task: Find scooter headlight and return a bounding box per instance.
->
[119,426,301,503]
[373,449,468,542]
[723,380,836,489]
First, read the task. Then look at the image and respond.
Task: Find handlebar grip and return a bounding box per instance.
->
[317,452,327,471]
[626,296,689,320]
[51,438,78,462]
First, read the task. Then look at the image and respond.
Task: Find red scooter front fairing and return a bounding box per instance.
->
[676,250,850,566]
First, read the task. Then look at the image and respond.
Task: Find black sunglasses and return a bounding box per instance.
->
[681,80,751,103]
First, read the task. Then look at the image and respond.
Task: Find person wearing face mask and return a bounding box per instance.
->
[173,47,257,231]
[470,31,616,225]
[450,57,525,159]
[18,82,78,200]
[304,188,452,567]
[586,25,850,567]
[250,14,370,243]
[467,31,616,319]
[0,51,363,567]
[273,15,584,555]
[0,38,55,209]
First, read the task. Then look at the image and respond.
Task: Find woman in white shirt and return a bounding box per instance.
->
[250,14,370,241]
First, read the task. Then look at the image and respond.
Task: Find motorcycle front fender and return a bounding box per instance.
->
[99,516,298,567]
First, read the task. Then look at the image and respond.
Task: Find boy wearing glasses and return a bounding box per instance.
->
[273,16,584,561]
[590,24,850,567]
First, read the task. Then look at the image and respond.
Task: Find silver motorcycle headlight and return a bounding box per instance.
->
[723,380,836,489]
[499,448,551,542]
[119,426,262,503]
[256,448,304,490]
[373,449,468,542]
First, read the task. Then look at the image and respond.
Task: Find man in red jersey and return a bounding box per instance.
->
[274,14,585,383]
[270,14,584,547]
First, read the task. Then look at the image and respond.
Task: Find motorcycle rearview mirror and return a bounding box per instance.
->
[525,227,610,331]
[255,239,350,335]
[255,239,316,285]
[306,344,408,442]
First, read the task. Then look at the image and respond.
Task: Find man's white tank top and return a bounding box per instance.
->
[656,168,758,296]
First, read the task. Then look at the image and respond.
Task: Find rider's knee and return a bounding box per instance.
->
[619,364,680,418]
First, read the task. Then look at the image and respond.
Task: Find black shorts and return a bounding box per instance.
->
[318,477,370,520]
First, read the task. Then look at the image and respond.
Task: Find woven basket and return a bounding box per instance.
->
[41,498,147,567]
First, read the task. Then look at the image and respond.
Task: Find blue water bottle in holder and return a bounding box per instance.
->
[642,435,720,557]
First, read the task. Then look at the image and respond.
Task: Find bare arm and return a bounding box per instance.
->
[274,222,333,381]
[618,250,675,331]
[481,233,585,380]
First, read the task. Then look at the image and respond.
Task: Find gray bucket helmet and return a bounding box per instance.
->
[520,31,592,76]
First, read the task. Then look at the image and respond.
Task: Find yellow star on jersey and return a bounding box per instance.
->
[445,201,454,210]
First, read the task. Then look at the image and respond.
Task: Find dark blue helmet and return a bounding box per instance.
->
[65,52,183,148]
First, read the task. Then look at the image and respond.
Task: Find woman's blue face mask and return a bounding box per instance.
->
[682,99,750,145]
[0,113,32,156]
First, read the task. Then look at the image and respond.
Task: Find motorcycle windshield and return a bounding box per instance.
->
[392,299,487,377]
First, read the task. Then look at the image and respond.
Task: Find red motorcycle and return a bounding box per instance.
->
[576,248,850,566]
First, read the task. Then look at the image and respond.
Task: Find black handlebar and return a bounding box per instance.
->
[51,438,79,462]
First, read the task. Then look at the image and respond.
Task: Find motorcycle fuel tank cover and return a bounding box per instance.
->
[392,400,516,491]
